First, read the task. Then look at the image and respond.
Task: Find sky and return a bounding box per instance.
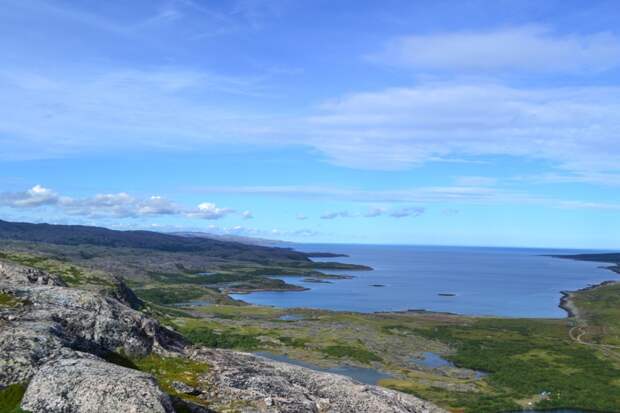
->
[1,0,619,248]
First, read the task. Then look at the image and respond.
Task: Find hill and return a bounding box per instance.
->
[0,219,309,262]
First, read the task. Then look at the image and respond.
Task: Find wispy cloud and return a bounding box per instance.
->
[363,207,385,217]
[2,67,620,182]
[320,211,352,220]
[389,207,425,218]
[190,184,620,211]
[368,26,620,73]
[307,83,620,174]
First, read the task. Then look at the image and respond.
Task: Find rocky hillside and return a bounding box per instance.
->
[0,259,445,413]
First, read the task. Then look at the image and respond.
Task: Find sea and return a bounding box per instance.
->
[231,244,617,318]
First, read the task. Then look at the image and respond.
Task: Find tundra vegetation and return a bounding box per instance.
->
[1,225,619,412]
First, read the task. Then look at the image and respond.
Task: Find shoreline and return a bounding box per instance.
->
[224,253,620,321]
[559,280,619,318]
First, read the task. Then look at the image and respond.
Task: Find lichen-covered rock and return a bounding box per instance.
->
[0,260,184,386]
[190,348,447,413]
[21,355,175,413]
[0,260,65,286]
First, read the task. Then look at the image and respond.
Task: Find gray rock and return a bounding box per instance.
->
[190,348,447,413]
[21,354,175,413]
[0,260,66,286]
[171,380,202,396]
[0,260,184,386]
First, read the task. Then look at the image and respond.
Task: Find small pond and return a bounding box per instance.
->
[277,314,306,321]
[254,351,393,385]
[410,352,487,379]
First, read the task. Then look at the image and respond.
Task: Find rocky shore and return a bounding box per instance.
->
[559,280,618,318]
[0,259,445,413]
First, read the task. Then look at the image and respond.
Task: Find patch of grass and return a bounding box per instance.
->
[415,318,620,412]
[278,336,308,348]
[0,384,29,413]
[180,326,260,351]
[0,293,21,308]
[382,379,520,413]
[136,287,206,305]
[132,354,209,397]
[321,344,382,364]
[573,282,620,346]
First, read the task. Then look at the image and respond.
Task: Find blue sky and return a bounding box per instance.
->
[1,0,619,248]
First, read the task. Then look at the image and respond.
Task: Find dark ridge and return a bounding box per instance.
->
[550,252,620,264]
[0,219,310,261]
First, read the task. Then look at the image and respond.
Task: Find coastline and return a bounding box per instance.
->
[559,280,619,318]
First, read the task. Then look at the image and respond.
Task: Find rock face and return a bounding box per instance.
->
[0,260,65,286]
[191,348,447,413]
[21,354,175,413]
[0,259,184,387]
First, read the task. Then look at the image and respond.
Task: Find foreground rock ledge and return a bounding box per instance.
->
[1,259,446,413]
[21,355,175,413]
[191,347,446,413]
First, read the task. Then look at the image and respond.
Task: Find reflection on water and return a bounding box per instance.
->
[411,352,455,368]
[410,352,487,379]
[254,351,393,385]
[278,314,305,321]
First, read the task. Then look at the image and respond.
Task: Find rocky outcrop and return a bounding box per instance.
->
[0,259,184,387]
[0,260,66,286]
[21,354,175,413]
[190,348,446,413]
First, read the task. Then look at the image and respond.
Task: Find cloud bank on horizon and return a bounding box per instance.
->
[0,0,619,248]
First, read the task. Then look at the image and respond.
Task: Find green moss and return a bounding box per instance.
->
[180,326,260,350]
[321,344,382,364]
[132,354,209,402]
[0,293,21,308]
[0,384,29,413]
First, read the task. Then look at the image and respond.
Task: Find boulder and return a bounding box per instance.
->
[0,260,184,386]
[21,355,175,413]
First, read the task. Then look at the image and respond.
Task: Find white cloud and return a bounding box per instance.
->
[0,185,62,208]
[369,26,620,73]
[296,213,308,220]
[186,202,234,220]
[241,210,254,219]
[0,185,239,220]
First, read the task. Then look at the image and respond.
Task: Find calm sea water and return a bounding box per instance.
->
[231,244,617,318]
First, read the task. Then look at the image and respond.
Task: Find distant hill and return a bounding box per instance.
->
[170,231,289,247]
[553,252,620,265]
[0,219,309,262]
